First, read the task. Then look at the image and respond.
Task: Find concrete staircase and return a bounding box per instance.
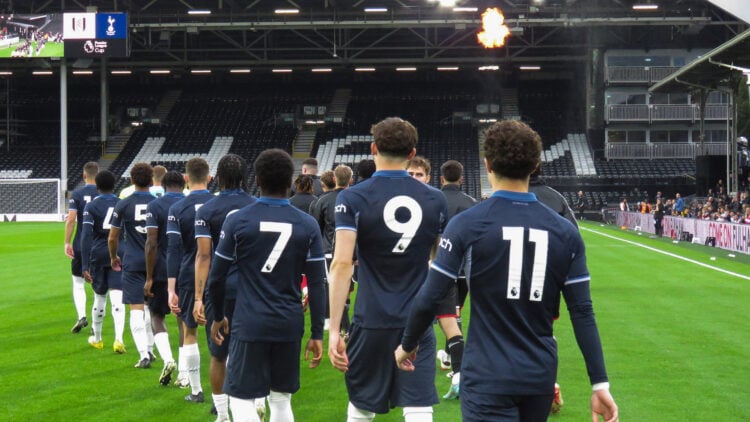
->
[477,124,492,198]
[152,90,182,123]
[327,88,351,122]
[292,127,319,158]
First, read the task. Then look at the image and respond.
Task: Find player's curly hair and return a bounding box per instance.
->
[216,153,248,192]
[94,170,116,193]
[294,174,314,194]
[130,163,153,188]
[371,117,418,158]
[254,148,294,196]
[162,170,185,191]
[483,120,542,180]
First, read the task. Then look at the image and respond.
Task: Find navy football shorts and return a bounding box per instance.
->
[224,338,301,399]
[462,391,554,422]
[71,252,83,277]
[147,280,170,316]
[90,265,122,295]
[121,270,146,305]
[345,324,439,414]
[205,298,235,359]
[178,287,198,329]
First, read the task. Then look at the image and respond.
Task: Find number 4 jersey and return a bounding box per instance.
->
[110,191,155,272]
[335,170,447,329]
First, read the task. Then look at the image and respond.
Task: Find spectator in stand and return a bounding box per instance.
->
[575,191,587,220]
[674,193,685,215]
[619,198,629,212]
[653,198,665,236]
[743,207,750,224]
[290,175,317,214]
[640,199,651,214]
[706,197,717,213]
[664,199,673,217]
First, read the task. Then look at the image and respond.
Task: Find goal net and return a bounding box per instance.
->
[0,178,62,220]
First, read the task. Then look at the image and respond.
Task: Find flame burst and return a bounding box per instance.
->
[477,8,511,49]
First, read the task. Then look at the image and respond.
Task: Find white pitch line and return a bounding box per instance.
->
[581,226,750,281]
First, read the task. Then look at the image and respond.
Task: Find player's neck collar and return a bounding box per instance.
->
[373,170,409,178]
[492,190,537,202]
[165,192,184,197]
[220,188,244,195]
[99,193,116,198]
[259,197,290,206]
[189,189,210,194]
[133,190,152,195]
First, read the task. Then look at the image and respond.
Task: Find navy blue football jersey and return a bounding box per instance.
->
[209,197,326,342]
[81,193,119,272]
[68,184,99,251]
[334,170,447,328]
[145,192,185,281]
[195,189,256,300]
[402,190,608,396]
[110,191,155,272]
[166,190,215,290]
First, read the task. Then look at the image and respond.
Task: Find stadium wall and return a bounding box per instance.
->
[615,211,750,255]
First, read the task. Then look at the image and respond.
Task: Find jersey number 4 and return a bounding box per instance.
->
[502,227,548,302]
[260,222,292,273]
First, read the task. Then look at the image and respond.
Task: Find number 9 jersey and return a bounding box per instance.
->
[335,170,447,329]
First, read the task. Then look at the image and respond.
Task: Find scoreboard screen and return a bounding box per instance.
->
[63,12,129,58]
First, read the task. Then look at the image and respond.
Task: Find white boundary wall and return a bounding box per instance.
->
[615,211,750,255]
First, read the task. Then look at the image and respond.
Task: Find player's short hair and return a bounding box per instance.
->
[83,162,99,179]
[94,170,116,193]
[294,174,314,194]
[216,153,248,191]
[186,157,210,184]
[302,157,318,167]
[440,160,463,183]
[255,148,294,196]
[483,120,542,180]
[370,117,418,158]
[407,156,431,174]
[357,159,376,181]
[162,170,185,190]
[334,164,353,187]
[320,170,335,190]
[152,165,167,183]
[130,163,153,188]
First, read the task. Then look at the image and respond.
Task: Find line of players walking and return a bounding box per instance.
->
[64,118,618,422]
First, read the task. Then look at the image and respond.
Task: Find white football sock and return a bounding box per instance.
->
[153,332,174,363]
[177,346,186,380]
[229,396,261,422]
[269,391,293,422]
[184,343,202,395]
[91,294,107,342]
[129,309,149,359]
[143,309,154,354]
[110,290,125,343]
[347,402,375,422]
[403,407,433,422]
[72,275,87,319]
[213,393,229,420]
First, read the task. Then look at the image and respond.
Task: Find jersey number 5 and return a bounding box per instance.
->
[260,222,292,273]
[502,227,548,302]
[383,196,423,254]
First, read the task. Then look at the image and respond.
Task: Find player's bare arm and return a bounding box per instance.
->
[305,339,324,369]
[168,276,180,313]
[144,227,159,297]
[394,344,418,372]
[327,229,356,372]
[107,226,121,271]
[193,237,212,325]
[64,209,77,258]
[591,388,618,422]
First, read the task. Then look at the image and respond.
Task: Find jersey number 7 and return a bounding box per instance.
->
[260,222,292,273]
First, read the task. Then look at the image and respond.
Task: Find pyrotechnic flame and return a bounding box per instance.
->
[477,8,511,49]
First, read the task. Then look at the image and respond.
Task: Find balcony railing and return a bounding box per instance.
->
[606,66,681,84]
[607,104,731,122]
[605,142,728,159]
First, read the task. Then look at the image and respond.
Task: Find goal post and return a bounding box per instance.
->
[0,178,65,222]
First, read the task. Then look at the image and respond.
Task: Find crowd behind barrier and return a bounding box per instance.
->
[615,211,750,255]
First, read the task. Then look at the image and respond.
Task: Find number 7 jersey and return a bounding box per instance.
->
[335,170,447,329]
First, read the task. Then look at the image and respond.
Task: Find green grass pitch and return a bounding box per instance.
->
[0,221,748,420]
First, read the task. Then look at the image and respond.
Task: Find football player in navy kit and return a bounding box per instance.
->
[65,161,99,333]
[108,163,157,368]
[193,154,257,421]
[167,158,215,403]
[145,170,186,386]
[207,149,326,422]
[395,120,618,422]
[329,117,447,422]
[80,170,125,352]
